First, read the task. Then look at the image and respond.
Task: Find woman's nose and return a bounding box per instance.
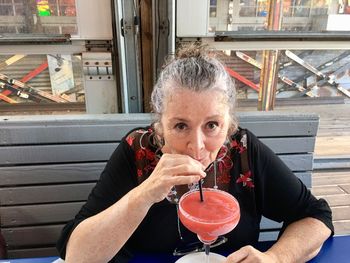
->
[188,130,205,158]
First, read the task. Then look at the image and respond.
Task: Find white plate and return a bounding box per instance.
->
[175,252,226,263]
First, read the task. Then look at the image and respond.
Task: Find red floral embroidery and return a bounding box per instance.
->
[126,135,135,146]
[231,139,245,153]
[145,148,155,160]
[135,149,146,160]
[217,171,231,184]
[137,169,143,177]
[236,170,254,188]
[217,157,233,173]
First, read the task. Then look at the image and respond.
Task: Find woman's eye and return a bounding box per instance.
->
[174,123,187,130]
[206,121,219,130]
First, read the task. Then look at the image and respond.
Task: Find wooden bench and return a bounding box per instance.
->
[0,112,319,258]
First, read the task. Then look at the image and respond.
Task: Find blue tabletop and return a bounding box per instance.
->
[0,235,349,263]
[0,257,58,263]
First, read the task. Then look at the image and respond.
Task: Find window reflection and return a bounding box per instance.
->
[0,0,77,35]
[217,50,350,99]
[209,0,350,32]
[0,54,83,104]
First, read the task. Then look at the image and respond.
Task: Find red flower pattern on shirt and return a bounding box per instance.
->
[135,149,146,160]
[137,169,143,178]
[236,170,254,188]
[231,139,245,153]
[126,135,135,146]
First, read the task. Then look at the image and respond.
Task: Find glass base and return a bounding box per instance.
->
[175,252,226,263]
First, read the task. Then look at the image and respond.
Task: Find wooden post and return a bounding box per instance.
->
[258,0,283,111]
[140,0,154,112]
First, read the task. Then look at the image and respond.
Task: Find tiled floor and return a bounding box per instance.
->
[312,171,350,235]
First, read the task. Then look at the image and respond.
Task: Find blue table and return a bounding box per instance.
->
[1,235,349,263]
[0,257,58,263]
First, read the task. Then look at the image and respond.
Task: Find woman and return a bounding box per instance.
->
[57,45,333,263]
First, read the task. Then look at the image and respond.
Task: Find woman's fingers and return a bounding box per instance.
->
[226,245,276,263]
[226,246,250,262]
[163,163,206,178]
[160,154,206,174]
[169,174,202,186]
[141,153,207,203]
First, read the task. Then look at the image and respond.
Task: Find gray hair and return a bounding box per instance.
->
[151,45,238,133]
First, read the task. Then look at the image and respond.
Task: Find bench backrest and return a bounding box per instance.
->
[0,112,319,258]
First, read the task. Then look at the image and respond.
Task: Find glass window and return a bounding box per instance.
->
[0,54,84,105]
[0,0,77,35]
[217,49,350,100]
[210,0,350,32]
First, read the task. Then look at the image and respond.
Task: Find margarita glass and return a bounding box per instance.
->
[176,188,240,262]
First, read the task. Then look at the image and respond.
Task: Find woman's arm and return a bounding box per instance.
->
[65,184,153,263]
[65,153,205,263]
[226,217,331,263]
[266,217,331,262]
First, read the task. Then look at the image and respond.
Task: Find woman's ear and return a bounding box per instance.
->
[227,121,238,136]
[153,122,165,147]
[153,122,163,136]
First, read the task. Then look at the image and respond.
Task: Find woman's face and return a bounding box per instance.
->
[160,88,231,168]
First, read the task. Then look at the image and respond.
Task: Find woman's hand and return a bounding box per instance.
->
[225,245,279,263]
[139,153,206,204]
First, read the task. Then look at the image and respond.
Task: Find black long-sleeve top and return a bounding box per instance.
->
[57,127,333,262]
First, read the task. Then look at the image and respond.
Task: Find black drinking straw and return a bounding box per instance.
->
[199,179,204,202]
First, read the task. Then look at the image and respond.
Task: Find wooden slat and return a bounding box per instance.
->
[278,153,314,172]
[0,168,309,189]
[260,216,282,230]
[2,224,64,247]
[0,183,95,205]
[0,163,103,186]
[0,143,117,165]
[0,143,314,167]
[240,120,319,137]
[260,137,315,154]
[295,172,311,188]
[1,202,84,227]
[0,114,152,145]
[7,247,59,259]
[1,175,311,227]
[258,231,279,241]
[0,157,311,195]
[0,113,319,145]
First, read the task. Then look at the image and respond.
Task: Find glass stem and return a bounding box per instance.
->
[204,244,210,263]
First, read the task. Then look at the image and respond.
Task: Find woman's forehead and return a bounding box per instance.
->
[163,89,229,118]
[166,87,225,102]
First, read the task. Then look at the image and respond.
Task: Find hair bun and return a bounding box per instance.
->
[176,43,210,59]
